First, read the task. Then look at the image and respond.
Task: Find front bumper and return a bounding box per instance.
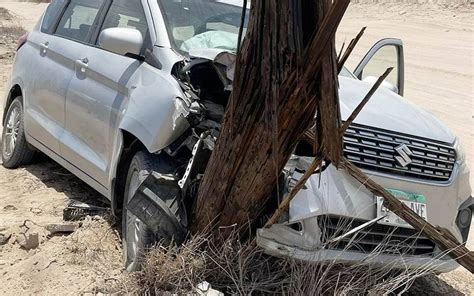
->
[257,234,459,273]
[257,158,472,273]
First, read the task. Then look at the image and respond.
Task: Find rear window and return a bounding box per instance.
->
[55,0,105,43]
[41,0,68,33]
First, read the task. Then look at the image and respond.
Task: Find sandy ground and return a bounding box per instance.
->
[0,2,124,295]
[0,1,472,295]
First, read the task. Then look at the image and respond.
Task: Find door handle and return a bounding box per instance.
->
[40,42,49,55]
[75,58,89,73]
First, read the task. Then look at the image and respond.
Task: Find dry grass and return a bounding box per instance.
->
[119,223,448,295]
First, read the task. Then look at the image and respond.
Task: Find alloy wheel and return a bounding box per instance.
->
[2,105,21,159]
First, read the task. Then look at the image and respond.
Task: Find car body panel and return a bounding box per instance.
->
[18,30,79,154]
[60,42,141,186]
[27,134,110,197]
[287,160,470,241]
[339,77,455,144]
[256,158,471,272]
[117,61,190,154]
[257,234,459,273]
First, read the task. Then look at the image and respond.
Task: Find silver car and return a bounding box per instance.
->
[2,0,472,272]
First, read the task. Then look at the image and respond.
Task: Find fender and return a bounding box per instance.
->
[3,77,26,125]
[118,63,190,154]
[108,62,190,210]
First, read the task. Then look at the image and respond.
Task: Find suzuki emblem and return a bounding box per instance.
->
[395,144,413,167]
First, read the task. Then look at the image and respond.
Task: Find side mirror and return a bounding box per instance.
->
[98,28,143,57]
[354,38,404,96]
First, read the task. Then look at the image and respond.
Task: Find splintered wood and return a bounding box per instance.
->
[192,0,350,234]
[191,0,473,272]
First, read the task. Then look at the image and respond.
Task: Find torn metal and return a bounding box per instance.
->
[127,51,234,241]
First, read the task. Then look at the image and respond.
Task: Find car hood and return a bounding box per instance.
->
[339,76,455,144]
[187,50,455,144]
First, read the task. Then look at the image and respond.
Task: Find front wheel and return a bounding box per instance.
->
[1,97,35,168]
[122,150,176,271]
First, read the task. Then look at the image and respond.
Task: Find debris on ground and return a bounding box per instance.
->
[195,281,224,296]
[45,223,78,235]
[0,232,11,245]
[3,205,17,211]
[30,207,42,215]
[63,200,108,221]
[15,232,39,250]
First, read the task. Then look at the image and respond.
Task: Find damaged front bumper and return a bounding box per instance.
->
[256,156,472,273]
[257,232,459,273]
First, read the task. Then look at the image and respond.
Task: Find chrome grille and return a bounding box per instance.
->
[343,124,456,182]
[318,215,435,256]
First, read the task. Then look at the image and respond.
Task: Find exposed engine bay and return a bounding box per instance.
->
[127,51,239,242]
[126,50,316,244]
[169,51,235,215]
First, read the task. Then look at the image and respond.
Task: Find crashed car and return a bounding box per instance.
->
[2,0,471,272]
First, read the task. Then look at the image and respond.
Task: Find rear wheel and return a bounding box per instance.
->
[1,97,35,168]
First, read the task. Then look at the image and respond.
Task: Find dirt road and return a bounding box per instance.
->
[0,1,472,295]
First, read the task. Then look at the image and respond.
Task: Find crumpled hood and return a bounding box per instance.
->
[187,49,455,144]
[339,76,455,144]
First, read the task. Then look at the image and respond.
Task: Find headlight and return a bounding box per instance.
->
[454,138,465,163]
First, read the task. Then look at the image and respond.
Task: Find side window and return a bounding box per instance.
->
[41,0,68,34]
[55,0,105,43]
[100,0,148,40]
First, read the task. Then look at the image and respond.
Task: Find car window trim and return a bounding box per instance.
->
[144,0,157,46]
[41,0,71,35]
[156,0,182,54]
[52,0,109,45]
[89,0,112,45]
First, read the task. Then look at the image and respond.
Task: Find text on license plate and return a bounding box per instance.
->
[376,189,428,228]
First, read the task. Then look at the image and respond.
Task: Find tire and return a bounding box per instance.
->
[1,97,35,168]
[121,150,176,271]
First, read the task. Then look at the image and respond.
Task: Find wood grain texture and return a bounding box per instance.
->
[192,0,349,234]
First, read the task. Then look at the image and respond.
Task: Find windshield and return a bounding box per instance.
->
[158,0,249,53]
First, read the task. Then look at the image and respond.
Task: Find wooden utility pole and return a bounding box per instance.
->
[192,0,349,234]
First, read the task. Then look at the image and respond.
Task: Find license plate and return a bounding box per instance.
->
[376,189,428,228]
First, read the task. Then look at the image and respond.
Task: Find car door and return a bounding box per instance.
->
[25,0,71,154]
[353,38,405,96]
[59,0,150,186]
